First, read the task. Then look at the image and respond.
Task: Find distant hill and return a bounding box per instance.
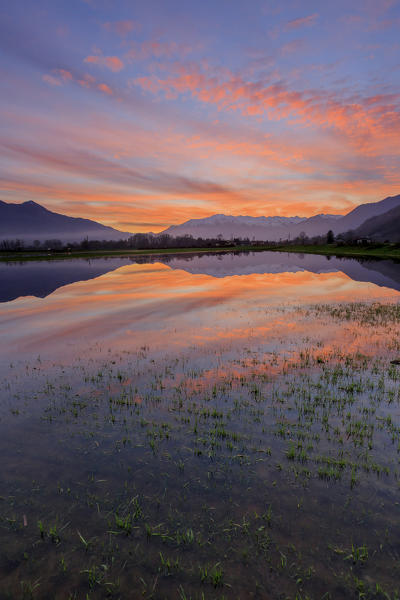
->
[160,195,400,241]
[332,194,400,234]
[349,204,400,242]
[161,213,341,241]
[0,200,132,243]
[288,214,342,239]
[162,214,306,241]
[1,194,399,244]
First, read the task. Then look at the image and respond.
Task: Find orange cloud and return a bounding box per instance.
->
[84,54,124,72]
[41,66,116,97]
[5,71,400,234]
[3,165,400,234]
[135,63,400,156]
[97,83,113,95]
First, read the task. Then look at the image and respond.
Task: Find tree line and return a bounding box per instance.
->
[0,234,236,253]
[0,230,396,253]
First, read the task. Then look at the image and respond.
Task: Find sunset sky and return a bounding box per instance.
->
[1,0,400,232]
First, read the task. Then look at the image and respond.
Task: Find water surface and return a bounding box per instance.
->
[0,251,399,599]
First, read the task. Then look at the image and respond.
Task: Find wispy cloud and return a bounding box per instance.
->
[284,14,318,30]
[42,74,62,86]
[41,67,115,98]
[280,40,305,55]
[125,39,192,61]
[84,53,124,72]
[42,69,74,86]
[103,20,140,36]
[97,82,113,94]
[2,2,400,231]
[0,139,242,201]
[135,61,400,157]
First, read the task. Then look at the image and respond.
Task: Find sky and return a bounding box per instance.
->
[1,0,400,233]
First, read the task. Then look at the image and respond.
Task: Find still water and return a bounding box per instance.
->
[0,251,399,599]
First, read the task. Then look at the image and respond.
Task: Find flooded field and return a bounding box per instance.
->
[0,251,400,599]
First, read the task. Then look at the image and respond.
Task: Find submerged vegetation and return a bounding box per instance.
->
[1,294,400,598]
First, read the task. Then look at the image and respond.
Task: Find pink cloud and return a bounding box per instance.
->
[125,40,192,61]
[56,69,73,81]
[84,54,124,72]
[134,62,400,156]
[341,2,399,32]
[77,73,96,88]
[3,100,400,228]
[285,14,318,30]
[42,69,73,86]
[41,66,116,98]
[280,40,305,55]
[42,74,62,87]
[97,83,113,95]
[103,20,140,36]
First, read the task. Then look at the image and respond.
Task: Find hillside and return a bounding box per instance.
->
[160,195,400,241]
[0,200,132,243]
[350,205,400,242]
[332,194,400,233]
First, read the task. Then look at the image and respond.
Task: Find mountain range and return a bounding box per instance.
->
[162,195,400,241]
[0,194,399,243]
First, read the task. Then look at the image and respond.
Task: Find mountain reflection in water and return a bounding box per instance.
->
[0,251,399,303]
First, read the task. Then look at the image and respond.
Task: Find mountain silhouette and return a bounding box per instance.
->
[0,200,132,243]
[348,204,400,242]
[1,194,399,243]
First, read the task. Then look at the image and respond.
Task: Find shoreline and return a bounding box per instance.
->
[0,243,399,262]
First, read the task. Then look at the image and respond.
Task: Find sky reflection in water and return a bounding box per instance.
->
[0,251,399,370]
